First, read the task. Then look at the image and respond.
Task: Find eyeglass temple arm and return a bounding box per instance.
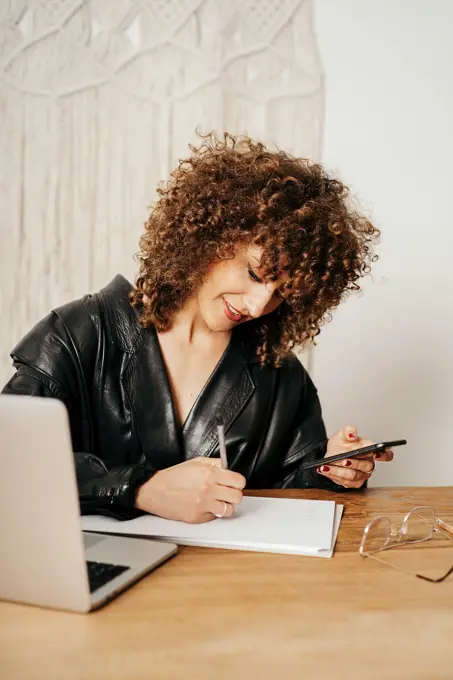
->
[418,518,453,582]
[436,518,453,537]
[365,553,453,584]
[416,564,453,583]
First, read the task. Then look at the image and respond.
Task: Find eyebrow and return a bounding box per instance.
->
[248,256,289,284]
[249,255,262,268]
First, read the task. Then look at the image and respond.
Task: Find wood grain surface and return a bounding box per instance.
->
[1,487,452,680]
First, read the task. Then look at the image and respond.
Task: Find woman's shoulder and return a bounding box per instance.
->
[10,275,140,370]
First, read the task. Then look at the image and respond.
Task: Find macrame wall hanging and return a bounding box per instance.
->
[0,0,324,381]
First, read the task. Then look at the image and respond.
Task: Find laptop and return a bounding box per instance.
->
[0,394,178,613]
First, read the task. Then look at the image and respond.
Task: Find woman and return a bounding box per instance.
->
[2,133,393,523]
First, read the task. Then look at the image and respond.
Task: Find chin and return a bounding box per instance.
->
[213,320,233,333]
[202,313,230,333]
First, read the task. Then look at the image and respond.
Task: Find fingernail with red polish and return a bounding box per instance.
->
[348,433,356,439]
[345,460,352,467]
[375,452,382,459]
[321,465,330,472]
[316,467,321,473]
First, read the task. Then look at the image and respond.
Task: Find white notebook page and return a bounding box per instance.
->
[82,497,341,557]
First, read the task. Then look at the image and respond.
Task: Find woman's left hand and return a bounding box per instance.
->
[318,425,394,489]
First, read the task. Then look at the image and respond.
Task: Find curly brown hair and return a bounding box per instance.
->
[130,132,379,367]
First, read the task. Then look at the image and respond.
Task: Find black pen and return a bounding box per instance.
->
[215,414,228,469]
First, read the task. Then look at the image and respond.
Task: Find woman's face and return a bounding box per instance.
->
[195,244,290,333]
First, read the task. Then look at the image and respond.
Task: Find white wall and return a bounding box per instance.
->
[312,0,453,486]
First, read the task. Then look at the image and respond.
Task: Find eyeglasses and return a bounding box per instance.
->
[359,506,453,582]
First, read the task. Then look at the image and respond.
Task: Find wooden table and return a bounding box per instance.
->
[1,487,452,680]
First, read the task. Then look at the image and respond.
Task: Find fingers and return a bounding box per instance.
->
[354,448,394,462]
[373,448,394,462]
[215,467,247,490]
[212,500,234,519]
[337,457,375,473]
[317,463,371,489]
[346,439,375,455]
[192,512,217,524]
[336,427,394,464]
[213,470,245,517]
[194,457,247,490]
[208,478,242,521]
[215,484,243,506]
[193,457,245,517]
[341,424,361,444]
[204,458,222,467]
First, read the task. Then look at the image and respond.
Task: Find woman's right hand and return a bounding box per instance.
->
[134,457,246,523]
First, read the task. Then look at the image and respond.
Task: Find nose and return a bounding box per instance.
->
[243,288,274,318]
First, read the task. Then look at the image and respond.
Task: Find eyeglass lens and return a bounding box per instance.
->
[401,507,435,543]
[363,507,435,554]
[362,517,391,554]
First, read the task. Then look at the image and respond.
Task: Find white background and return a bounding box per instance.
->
[312,0,453,485]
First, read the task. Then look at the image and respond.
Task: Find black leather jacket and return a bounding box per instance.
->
[2,275,343,519]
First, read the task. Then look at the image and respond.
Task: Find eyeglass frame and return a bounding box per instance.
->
[359,505,453,583]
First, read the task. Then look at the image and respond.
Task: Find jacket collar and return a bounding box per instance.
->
[99,275,256,466]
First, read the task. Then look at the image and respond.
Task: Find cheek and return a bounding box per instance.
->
[206,265,242,294]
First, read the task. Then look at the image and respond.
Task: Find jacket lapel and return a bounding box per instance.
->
[123,325,256,468]
[123,327,182,470]
[182,333,256,460]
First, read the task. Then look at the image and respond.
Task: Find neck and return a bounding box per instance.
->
[164,297,230,347]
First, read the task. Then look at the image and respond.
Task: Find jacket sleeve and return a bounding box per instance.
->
[2,311,153,520]
[272,364,355,492]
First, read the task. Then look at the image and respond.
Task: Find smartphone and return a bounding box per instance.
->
[300,439,407,471]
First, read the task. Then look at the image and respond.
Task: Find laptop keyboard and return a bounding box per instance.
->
[87,560,129,593]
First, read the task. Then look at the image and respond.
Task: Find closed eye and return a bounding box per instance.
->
[247,263,285,299]
[247,263,263,283]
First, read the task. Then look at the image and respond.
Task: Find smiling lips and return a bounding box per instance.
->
[223,298,243,323]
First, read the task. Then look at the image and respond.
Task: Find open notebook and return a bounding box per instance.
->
[82,497,344,558]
